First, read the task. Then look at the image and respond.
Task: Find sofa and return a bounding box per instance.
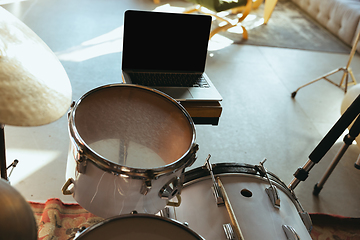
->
[291,0,360,52]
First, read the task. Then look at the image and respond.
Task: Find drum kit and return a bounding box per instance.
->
[1,6,360,240]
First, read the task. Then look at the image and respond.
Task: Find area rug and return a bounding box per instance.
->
[29,198,360,240]
[214,0,351,53]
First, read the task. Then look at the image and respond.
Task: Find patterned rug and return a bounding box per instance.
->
[30,198,360,240]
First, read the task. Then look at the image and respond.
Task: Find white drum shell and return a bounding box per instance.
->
[169,173,312,240]
[64,84,196,218]
[66,143,184,218]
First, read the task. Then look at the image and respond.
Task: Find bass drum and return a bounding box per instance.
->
[167,163,312,240]
[74,213,204,240]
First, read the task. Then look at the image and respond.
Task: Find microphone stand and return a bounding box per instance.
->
[288,94,360,192]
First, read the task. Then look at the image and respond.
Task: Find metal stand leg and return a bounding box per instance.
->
[288,94,360,192]
[0,124,7,180]
[291,30,360,98]
[313,115,360,195]
[355,154,360,169]
[313,140,351,195]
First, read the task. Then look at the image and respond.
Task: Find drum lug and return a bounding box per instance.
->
[67,101,75,118]
[258,159,281,208]
[159,176,182,200]
[265,186,280,209]
[159,207,170,218]
[204,154,225,206]
[76,157,87,174]
[223,223,236,240]
[140,179,152,195]
[282,225,300,240]
[300,212,313,233]
[74,226,87,239]
[184,144,199,168]
[72,140,87,174]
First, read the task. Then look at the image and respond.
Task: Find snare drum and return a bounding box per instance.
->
[167,163,312,240]
[74,214,204,240]
[63,84,197,218]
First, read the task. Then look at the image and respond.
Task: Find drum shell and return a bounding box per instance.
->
[64,84,197,218]
[66,149,185,218]
[168,163,312,240]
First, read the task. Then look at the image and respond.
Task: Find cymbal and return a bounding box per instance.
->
[0,178,37,240]
[0,7,72,126]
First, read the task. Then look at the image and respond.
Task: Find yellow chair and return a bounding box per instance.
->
[184,0,252,40]
[232,0,278,24]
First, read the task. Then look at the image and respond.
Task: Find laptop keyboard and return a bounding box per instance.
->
[128,72,210,88]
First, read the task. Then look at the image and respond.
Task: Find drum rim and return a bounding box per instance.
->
[75,213,205,240]
[68,84,197,179]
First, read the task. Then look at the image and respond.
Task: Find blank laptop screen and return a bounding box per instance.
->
[122,10,211,73]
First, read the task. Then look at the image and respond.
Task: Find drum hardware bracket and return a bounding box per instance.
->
[282,225,300,240]
[62,178,75,195]
[258,159,280,208]
[166,194,182,207]
[203,154,224,206]
[6,159,19,178]
[159,207,170,218]
[159,176,182,200]
[140,179,152,195]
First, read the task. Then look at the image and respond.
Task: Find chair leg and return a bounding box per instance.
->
[184,5,201,14]
[237,0,252,23]
[264,0,278,24]
[184,0,252,40]
[231,0,263,14]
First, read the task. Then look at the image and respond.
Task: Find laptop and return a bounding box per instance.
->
[121,10,222,102]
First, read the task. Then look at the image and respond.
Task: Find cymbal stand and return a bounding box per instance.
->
[291,30,360,98]
[0,124,7,180]
[0,124,18,181]
[288,94,360,191]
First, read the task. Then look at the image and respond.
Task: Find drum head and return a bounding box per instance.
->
[75,214,203,240]
[72,84,194,169]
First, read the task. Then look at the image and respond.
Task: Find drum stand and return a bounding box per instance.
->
[288,94,360,194]
[291,30,360,98]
